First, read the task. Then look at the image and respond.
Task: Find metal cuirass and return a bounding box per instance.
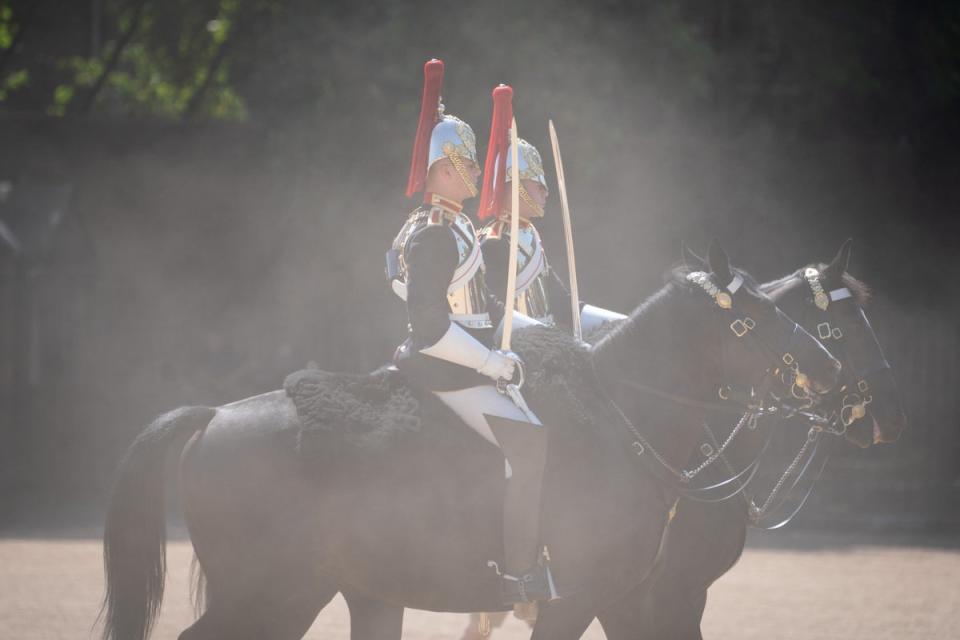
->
[479,219,553,324]
[390,206,491,329]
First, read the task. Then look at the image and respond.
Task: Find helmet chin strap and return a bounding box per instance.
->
[447,151,479,198]
[518,183,545,217]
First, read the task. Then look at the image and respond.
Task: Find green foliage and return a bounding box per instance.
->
[32,0,250,119]
[0,67,26,101]
[0,0,956,147]
[46,84,72,116]
[0,2,15,51]
[0,1,25,103]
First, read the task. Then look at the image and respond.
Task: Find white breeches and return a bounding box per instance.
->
[433,385,543,478]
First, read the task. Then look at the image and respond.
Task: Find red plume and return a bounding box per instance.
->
[405,59,445,198]
[477,84,514,220]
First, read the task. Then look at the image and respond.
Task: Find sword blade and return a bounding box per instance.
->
[548,120,582,341]
[505,383,538,423]
[500,117,521,351]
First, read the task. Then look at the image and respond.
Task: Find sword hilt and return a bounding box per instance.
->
[495,351,525,393]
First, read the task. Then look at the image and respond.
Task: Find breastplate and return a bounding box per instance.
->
[479,220,553,324]
[391,206,491,328]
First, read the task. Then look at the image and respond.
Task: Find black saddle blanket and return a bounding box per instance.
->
[285,327,605,459]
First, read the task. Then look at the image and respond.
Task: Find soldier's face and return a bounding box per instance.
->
[463,159,481,187]
[427,157,480,202]
[521,179,548,217]
[524,180,548,205]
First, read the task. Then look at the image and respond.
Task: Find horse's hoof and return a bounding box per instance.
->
[513,601,538,622]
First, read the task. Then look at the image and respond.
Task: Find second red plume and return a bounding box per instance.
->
[477,84,514,220]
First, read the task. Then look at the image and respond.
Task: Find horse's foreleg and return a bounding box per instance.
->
[529,595,597,640]
[597,577,708,640]
[342,590,404,640]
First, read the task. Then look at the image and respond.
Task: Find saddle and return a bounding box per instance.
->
[285,326,604,460]
[285,365,425,451]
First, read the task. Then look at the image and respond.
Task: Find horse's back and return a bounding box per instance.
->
[180,389,310,537]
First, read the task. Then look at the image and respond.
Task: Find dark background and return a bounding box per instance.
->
[1,0,958,531]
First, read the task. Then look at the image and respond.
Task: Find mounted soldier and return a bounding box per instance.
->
[386,61,556,607]
[476,104,626,336]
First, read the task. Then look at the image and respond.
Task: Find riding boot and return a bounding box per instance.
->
[487,416,556,605]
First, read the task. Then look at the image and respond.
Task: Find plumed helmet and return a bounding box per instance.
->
[405,59,477,198]
[428,114,478,169]
[505,138,548,191]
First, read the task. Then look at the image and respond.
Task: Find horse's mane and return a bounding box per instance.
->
[595,262,764,353]
[592,264,689,354]
[593,262,769,374]
[762,265,871,306]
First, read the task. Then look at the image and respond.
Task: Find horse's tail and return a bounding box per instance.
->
[100,406,215,640]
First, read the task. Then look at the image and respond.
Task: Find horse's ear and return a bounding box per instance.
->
[681,241,705,269]
[825,238,853,279]
[707,239,732,286]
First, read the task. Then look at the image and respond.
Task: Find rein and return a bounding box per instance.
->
[600,265,893,527]
[593,271,828,501]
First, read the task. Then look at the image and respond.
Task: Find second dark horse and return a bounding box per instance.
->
[598,240,907,640]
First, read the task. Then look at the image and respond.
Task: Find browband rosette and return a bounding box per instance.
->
[687,271,733,309]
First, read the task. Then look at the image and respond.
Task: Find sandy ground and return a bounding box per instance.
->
[1,532,958,639]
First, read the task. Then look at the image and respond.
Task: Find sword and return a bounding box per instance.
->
[548,119,582,342]
[494,117,536,423]
[500,116,521,352]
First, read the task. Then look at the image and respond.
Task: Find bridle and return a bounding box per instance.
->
[598,271,827,499]
[734,267,893,528]
[686,271,821,402]
[798,267,891,433]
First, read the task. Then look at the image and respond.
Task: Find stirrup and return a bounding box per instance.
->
[498,563,559,605]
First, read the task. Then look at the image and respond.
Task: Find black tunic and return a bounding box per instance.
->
[481,231,575,333]
[393,212,504,392]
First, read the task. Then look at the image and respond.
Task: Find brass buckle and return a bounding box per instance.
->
[818,322,832,340]
[729,317,754,338]
[730,319,748,337]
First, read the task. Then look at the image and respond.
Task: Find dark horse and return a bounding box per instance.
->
[100,243,841,640]
[596,240,907,640]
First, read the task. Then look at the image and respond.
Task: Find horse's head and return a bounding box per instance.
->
[681,241,842,402]
[761,240,906,446]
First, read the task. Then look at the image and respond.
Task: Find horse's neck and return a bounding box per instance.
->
[593,285,710,469]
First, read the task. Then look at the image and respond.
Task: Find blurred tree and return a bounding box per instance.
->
[0,0,956,150]
[0,0,270,119]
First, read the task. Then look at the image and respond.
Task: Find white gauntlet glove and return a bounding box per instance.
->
[420,323,523,384]
[477,350,520,382]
